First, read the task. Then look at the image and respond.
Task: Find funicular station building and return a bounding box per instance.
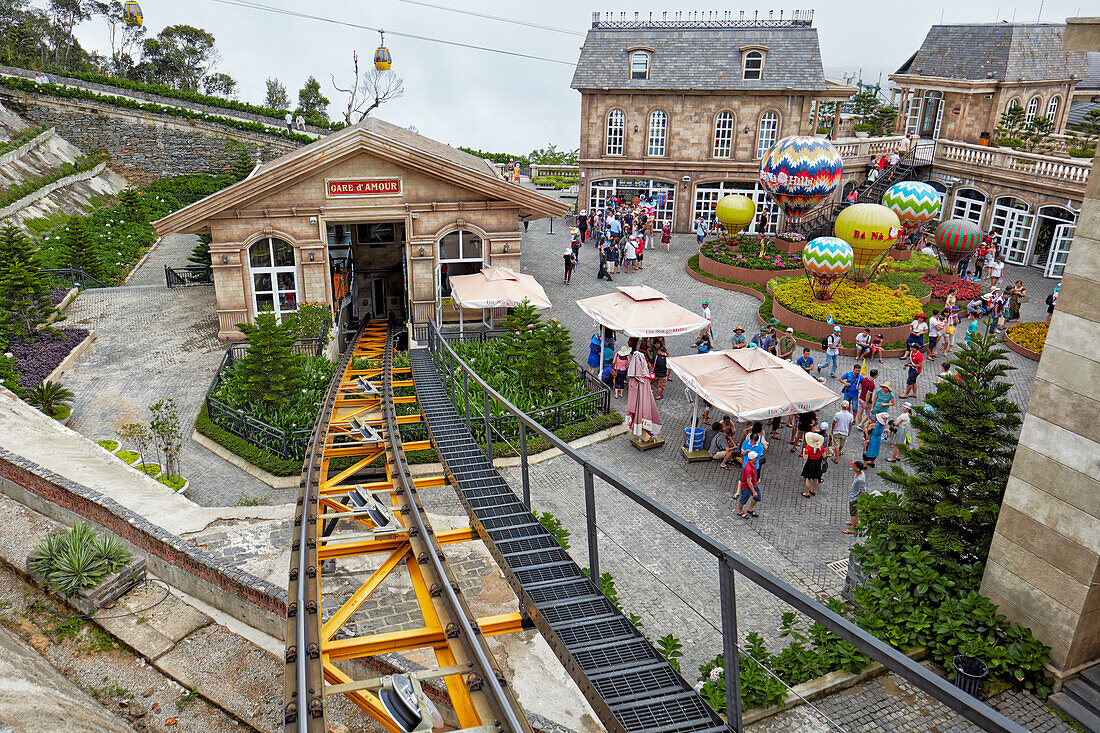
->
[154,119,566,344]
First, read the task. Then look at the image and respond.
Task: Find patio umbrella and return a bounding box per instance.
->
[668,347,840,424]
[625,350,661,440]
[448,266,551,332]
[577,285,710,371]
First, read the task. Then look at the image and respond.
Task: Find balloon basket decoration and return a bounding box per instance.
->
[801,236,854,302]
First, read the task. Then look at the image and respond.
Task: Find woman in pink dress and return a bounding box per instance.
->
[625,350,662,442]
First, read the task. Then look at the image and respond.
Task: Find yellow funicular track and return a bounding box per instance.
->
[303,324,531,733]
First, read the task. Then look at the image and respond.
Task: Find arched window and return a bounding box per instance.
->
[1025,97,1040,125]
[1046,95,1060,123]
[756,111,779,159]
[951,188,986,225]
[742,50,764,80]
[606,109,625,156]
[647,110,667,157]
[1006,98,1022,115]
[630,51,650,80]
[713,111,734,158]
[249,237,298,322]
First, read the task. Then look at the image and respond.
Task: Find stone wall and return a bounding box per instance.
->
[0,90,303,184]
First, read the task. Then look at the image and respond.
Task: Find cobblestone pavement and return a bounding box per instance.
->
[494,207,1066,730]
[61,233,294,507]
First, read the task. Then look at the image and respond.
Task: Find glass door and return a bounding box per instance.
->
[999,209,1034,265]
[1044,223,1075,279]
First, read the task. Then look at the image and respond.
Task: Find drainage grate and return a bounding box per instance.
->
[827,558,849,578]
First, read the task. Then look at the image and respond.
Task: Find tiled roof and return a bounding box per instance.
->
[571,26,832,91]
[896,24,1087,82]
[1080,52,1100,90]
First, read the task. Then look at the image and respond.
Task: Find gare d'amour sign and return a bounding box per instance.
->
[325,178,403,197]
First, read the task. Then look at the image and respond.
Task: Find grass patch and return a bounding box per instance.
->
[96,439,118,451]
[137,464,160,477]
[888,252,939,271]
[195,404,301,476]
[46,404,71,421]
[156,474,186,490]
[236,494,270,506]
[176,687,199,712]
[115,450,139,465]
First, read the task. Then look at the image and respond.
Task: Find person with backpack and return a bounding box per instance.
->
[612,346,630,398]
[817,326,842,379]
[1046,284,1059,324]
[800,431,827,497]
[563,244,576,284]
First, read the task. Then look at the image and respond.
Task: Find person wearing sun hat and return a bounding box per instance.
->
[872,380,895,417]
[736,451,760,519]
[861,411,888,468]
[730,326,748,349]
[800,430,827,497]
[887,403,913,462]
[611,345,631,398]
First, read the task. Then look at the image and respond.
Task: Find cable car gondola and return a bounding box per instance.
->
[123,1,142,27]
[374,30,391,71]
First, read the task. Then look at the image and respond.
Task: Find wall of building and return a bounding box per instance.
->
[0,89,302,183]
[898,81,1076,143]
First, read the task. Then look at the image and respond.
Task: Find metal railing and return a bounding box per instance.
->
[204,330,327,461]
[591,9,813,28]
[165,264,213,288]
[43,267,106,289]
[412,318,1027,733]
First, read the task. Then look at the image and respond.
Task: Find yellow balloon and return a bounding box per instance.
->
[833,203,902,268]
[715,194,756,235]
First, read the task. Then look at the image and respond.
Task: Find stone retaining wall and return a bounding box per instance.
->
[0,90,302,183]
[0,126,53,166]
[698,251,804,284]
[0,446,287,638]
[0,160,107,219]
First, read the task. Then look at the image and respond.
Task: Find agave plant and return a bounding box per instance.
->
[25,380,75,416]
[28,522,132,596]
[48,542,108,596]
[92,532,132,573]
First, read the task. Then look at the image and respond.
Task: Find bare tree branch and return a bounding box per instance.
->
[356,67,404,121]
[331,50,362,126]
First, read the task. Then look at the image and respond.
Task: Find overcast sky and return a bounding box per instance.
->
[71,0,1088,154]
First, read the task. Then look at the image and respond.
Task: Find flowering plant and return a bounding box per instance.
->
[1006,321,1047,354]
[771,278,924,327]
[701,237,803,271]
[776,231,806,242]
[919,274,982,300]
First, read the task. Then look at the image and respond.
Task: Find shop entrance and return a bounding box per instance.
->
[327,221,407,350]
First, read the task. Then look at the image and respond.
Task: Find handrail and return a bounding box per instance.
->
[413,319,1027,733]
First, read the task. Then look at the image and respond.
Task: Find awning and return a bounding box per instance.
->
[448,266,551,310]
[668,348,840,421]
[576,285,709,337]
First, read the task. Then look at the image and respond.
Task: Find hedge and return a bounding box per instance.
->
[0,76,315,145]
[195,404,301,477]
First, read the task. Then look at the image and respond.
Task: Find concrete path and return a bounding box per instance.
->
[61,233,295,507]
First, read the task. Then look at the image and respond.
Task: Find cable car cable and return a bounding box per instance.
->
[394,0,584,37]
[204,0,575,65]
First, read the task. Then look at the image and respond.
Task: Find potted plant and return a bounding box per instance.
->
[26,380,75,423]
[852,122,873,138]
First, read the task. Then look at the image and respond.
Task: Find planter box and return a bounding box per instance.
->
[771,237,807,254]
[888,247,911,261]
[854,130,870,138]
[698,251,803,285]
[1004,333,1042,361]
[26,556,146,616]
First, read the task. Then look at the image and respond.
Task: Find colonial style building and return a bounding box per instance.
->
[153,118,565,343]
[570,11,856,233]
[891,23,1092,278]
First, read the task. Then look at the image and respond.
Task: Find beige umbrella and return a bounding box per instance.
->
[448,266,551,332]
[576,285,710,338]
[668,347,840,423]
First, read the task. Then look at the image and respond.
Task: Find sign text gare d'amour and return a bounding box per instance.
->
[325,178,402,197]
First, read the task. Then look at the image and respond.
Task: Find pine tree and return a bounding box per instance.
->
[532,318,576,397]
[878,332,1021,573]
[500,302,543,387]
[116,188,149,223]
[0,226,55,339]
[233,313,305,407]
[0,223,36,267]
[188,233,212,274]
[62,219,98,274]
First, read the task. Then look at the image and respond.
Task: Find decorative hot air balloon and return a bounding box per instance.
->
[882,181,942,239]
[834,203,901,271]
[714,194,756,238]
[758,136,843,222]
[934,219,982,265]
[802,236,854,301]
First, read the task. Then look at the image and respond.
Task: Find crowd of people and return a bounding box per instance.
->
[567,199,672,284]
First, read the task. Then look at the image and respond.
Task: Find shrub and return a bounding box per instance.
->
[115,450,139,464]
[6,328,89,386]
[1006,322,1047,354]
[25,381,75,417]
[195,404,302,476]
[701,235,804,271]
[770,278,924,327]
[919,274,982,301]
[28,522,132,596]
[890,252,939,271]
[96,439,119,452]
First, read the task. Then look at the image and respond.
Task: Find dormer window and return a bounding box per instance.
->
[630,50,650,80]
[742,49,765,80]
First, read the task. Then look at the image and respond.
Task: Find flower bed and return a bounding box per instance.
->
[1005,322,1046,361]
[769,278,925,344]
[888,252,939,273]
[919,274,982,301]
[7,328,90,387]
[701,235,805,270]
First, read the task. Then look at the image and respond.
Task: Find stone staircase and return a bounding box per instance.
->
[1051,665,1100,732]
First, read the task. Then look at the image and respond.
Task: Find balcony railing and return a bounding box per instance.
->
[934,140,1091,189]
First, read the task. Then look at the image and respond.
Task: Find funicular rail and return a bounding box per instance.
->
[285,323,530,733]
[410,320,1029,733]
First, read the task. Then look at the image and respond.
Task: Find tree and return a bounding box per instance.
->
[202,71,237,98]
[0,348,22,397]
[62,218,97,273]
[264,77,289,110]
[527,144,579,166]
[875,333,1021,574]
[26,380,74,418]
[103,0,144,77]
[530,318,575,397]
[296,76,330,124]
[188,233,212,275]
[116,188,148,222]
[148,398,183,478]
[500,302,543,387]
[1067,110,1100,156]
[0,0,53,69]
[116,421,153,471]
[0,225,55,339]
[48,0,95,66]
[233,313,305,408]
[139,24,220,91]
[331,52,404,125]
[996,105,1054,154]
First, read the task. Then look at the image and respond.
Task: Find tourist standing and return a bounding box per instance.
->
[695,217,706,246]
[661,221,671,252]
[886,403,912,462]
[857,368,878,427]
[563,245,575,284]
[1046,284,1059,324]
[652,346,668,400]
[800,432,827,497]
[578,209,589,241]
[741,431,767,482]
[872,381,895,418]
[777,328,797,361]
[927,310,943,360]
[862,412,887,468]
[901,347,923,399]
[843,461,867,534]
[904,314,928,361]
[830,400,855,464]
[285,111,294,133]
[586,333,601,375]
[817,326,841,378]
[623,235,638,273]
[736,451,760,519]
[1007,280,1027,321]
[965,311,981,344]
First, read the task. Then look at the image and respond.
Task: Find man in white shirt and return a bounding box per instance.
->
[817,326,842,378]
[896,133,913,155]
[889,151,900,167]
[830,401,855,464]
[284,111,293,133]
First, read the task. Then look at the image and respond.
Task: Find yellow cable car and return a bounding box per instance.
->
[123,1,142,27]
[374,31,391,71]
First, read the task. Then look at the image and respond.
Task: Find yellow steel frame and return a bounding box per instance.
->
[317,327,524,731]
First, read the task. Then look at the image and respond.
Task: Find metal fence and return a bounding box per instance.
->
[204,331,326,460]
[434,328,611,442]
[165,264,213,288]
[412,318,1028,733]
[43,267,106,289]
